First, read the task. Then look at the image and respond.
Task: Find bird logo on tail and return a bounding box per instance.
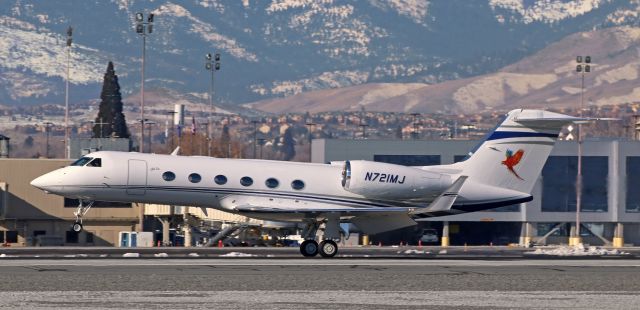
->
[502,149,524,180]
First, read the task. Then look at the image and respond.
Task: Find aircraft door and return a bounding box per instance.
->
[127,159,147,195]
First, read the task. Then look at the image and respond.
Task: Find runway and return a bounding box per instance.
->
[1,259,639,309]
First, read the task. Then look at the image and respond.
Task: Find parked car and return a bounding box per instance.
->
[419,229,439,244]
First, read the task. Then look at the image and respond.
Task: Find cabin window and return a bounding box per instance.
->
[188,173,202,183]
[70,157,92,166]
[87,158,102,167]
[162,171,176,181]
[291,179,305,190]
[240,176,253,187]
[265,178,279,189]
[214,175,227,185]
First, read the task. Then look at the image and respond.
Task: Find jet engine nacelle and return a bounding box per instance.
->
[341,160,448,200]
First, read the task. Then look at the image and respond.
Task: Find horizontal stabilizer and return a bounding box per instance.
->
[513,110,618,125]
[410,175,468,216]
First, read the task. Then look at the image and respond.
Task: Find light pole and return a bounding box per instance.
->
[205,53,221,157]
[64,26,72,159]
[135,12,154,153]
[572,55,592,246]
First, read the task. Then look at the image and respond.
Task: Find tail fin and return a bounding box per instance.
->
[456,109,582,194]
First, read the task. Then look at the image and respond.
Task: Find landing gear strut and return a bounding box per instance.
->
[72,199,94,232]
[298,215,341,258]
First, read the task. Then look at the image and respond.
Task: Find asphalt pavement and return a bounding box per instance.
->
[1,246,639,309]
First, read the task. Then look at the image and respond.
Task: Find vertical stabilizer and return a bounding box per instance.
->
[456,109,580,194]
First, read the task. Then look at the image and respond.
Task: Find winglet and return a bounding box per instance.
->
[170,147,180,156]
[410,175,468,215]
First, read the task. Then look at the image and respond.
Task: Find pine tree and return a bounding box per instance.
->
[282,126,296,161]
[219,124,231,157]
[93,61,130,138]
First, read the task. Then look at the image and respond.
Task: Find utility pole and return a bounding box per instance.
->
[135,12,154,153]
[64,26,72,159]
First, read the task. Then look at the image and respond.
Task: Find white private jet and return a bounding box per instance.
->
[31,109,596,257]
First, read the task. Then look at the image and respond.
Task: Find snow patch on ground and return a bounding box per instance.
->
[402,249,431,255]
[489,0,605,24]
[188,253,200,257]
[122,253,140,258]
[220,252,254,257]
[369,0,430,25]
[153,3,257,62]
[527,244,628,256]
[252,70,370,97]
[154,253,169,258]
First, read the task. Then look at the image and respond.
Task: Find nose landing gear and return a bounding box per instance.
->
[72,200,95,232]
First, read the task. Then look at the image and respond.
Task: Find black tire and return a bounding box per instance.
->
[319,240,338,258]
[300,240,319,257]
[72,222,83,233]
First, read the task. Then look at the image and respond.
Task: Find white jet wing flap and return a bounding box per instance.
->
[410,175,467,215]
[351,213,416,235]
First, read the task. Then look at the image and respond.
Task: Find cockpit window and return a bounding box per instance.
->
[87,158,102,167]
[70,157,92,166]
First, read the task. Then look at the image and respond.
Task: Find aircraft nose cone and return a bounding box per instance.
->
[30,175,48,190]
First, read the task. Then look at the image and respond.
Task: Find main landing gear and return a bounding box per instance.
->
[72,199,94,233]
[298,215,341,258]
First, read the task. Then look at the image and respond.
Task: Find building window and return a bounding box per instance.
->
[454,155,469,163]
[240,176,253,187]
[541,156,608,212]
[291,179,305,190]
[188,173,202,183]
[5,231,18,243]
[373,155,440,166]
[162,171,176,181]
[66,231,79,243]
[265,178,279,189]
[214,175,227,185]
[0,231,4,243]
[626,157,640,212]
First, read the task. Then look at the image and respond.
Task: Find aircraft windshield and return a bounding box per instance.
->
[70,157,93,166]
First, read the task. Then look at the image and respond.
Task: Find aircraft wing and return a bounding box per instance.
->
[233,204,410,214]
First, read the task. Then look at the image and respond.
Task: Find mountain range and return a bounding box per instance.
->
[1,0,640,113]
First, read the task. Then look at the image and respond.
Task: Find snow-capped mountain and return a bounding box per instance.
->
[1,0,639,108]
[249,26,640,114]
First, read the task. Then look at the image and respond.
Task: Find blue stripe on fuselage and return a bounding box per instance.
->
[487,131,558,141]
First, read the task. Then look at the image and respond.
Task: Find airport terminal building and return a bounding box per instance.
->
[312,138,640,246]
